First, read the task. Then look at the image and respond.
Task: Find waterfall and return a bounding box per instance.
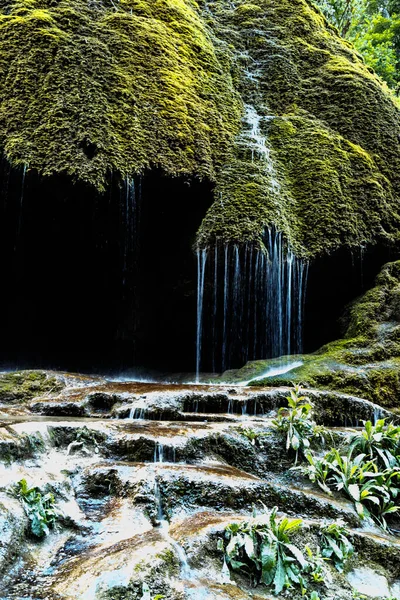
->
[154,442,164,463]
[222,244,229,373]
[242,104,280,194]
[212,243,218,373]
[119,175,142,357]
[195,230,308,375]
[195,249,207,381]
[15,164,27,251]
[122,176,137,291]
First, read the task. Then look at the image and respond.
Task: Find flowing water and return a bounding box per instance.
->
[196,233,308,376]
[194,46,308,377]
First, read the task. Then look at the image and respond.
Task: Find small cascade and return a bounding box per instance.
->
[154,441,164,463]
[121,176,141,293]
[196,229,308,374]
[373,405,383,425]
[196,249,207,381]
[129,406,146,420]
[153,477,219,597]
[153,478,191,580]
[242,104,279,193]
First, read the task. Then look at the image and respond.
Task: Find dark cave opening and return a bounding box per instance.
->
[303,244,398,353]
[0,162,213,374]
[0,160,398,375]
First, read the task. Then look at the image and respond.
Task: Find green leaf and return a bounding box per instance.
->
[229,558,247,571]
[291,435,300,451]
[326,537,343,560]
[273,555,286,595]
[261,544,276,585]
[226,535,236,555]
[355,502,365,518]
[348,483,361,502]
[244,533,256,559]
[284,543,307,568]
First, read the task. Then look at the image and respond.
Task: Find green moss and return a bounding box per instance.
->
[0,370,64,402]
[197,0,400,257]
[1,0,400,257]
[0,0,242,190]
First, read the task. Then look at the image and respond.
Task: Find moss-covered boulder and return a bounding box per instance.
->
[0,0,241,190]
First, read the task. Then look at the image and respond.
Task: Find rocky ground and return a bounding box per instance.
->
[0,371,399,599]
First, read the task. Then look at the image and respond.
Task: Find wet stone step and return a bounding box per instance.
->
[73,461,359,527]
[7,379,394,428]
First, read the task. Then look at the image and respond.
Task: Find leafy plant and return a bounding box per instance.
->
[349,419,400,469]
[304,545,332,585]
[299,451,332,495]
[14,478,62,538]
[299,449,400,530]
[272,386,326,464]
[319,521,354,572]
[238,426,269,448]
[222,506,308,595]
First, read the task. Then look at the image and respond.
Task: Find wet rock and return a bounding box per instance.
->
[87,392,121,413]
[1,371,400,599]
[48,424,106,451]
[30,400,87,417]
[0,426,46,461]
[347,566,390,597]
[0,494,27,575]
[46,532,179,600]
[78,467,126,498]
[391,580,400,599]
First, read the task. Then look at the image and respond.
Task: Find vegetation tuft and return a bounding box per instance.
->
[13,478,62,538]
[220,504,353,596]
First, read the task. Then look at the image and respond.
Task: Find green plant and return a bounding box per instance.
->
[352,591,368,599]
[319,521,354,572]
[299,449,400,530]
[222,506,308,595]
[298,452,332,495]
[272,386,326,464]
[14,479,62,538]
[238,426,269,448]
[349,419,400,469]
[304,545,332,585]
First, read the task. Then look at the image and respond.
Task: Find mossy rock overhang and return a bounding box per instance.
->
[196,0,400,259]
[1,0,400,260]
[0,0,242,189]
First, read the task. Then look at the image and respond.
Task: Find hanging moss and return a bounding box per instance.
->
[1,0,400,257]
[0,0,242,190]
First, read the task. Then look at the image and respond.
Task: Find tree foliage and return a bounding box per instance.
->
[314,0,400,89]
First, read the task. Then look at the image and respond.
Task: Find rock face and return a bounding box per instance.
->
[0,0,399,257]
[0,372,400,599]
